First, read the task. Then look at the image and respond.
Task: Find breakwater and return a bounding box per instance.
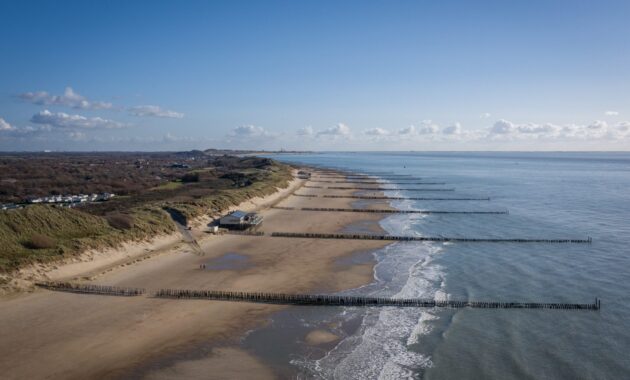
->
[153,289,600,310]
[309,181,446,185]
[36,281,145,296]
[323,195,491,201]
[272,206,508,214]
[35,281,600,310]
[314,175,414,179]
[326,187,455,191]
[270,232,592,244]
[225,230,265,236]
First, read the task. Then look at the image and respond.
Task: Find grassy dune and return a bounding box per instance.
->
[0,158,292,273]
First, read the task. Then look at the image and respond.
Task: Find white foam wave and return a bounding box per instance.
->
[293,177,450,379]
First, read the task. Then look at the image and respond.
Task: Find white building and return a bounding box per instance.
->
[219,210,263,230]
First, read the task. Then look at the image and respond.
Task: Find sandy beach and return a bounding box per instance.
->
[0,169,393,379]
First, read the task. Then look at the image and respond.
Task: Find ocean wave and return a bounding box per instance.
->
[294,209,447,379]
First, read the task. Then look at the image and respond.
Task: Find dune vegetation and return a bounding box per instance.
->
[0,155,292,272]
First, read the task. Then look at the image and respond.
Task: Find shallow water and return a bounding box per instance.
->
[254,152,630,379]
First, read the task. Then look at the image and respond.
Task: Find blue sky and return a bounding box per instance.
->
[1,0,629,151]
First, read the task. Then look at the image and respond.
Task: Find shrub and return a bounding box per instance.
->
[106,213,135,230]
[181,172,200,183]
[25,233,56,249]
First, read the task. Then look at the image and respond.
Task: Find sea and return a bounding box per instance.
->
[247,151,630,379]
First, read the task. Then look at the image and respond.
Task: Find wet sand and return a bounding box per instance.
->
[0,170,393,379]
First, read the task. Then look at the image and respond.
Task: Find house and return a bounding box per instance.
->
[219,210,263,230]
[297,170,311,179]
[1,203,22,211]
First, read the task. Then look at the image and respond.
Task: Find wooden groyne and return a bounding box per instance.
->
[225,230,265,236]
[310,181,446,185]
[271,207,508,214]
[323,195,491,201]
[326,186,455,191]
[303,185,324,189]
[270,232,592,244]
[36,281,145,296]
[153,289,600,311]
[293,193,318,197]
[315,174,414,179]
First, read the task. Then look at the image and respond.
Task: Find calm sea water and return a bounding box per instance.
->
[250,152,630,379]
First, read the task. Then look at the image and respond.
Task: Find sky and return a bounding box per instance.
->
[0,0,629,151]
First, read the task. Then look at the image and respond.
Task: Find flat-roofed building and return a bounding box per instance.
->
[219,210,263,230]
[297,170,311,179]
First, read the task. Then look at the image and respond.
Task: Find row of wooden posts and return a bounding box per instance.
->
[272,206,509,215]
[192,229,593,244]
[224,230,265,236]
[328,194,489,200]
[309,181,446,185]
[34,282,601,311]
[153,289,601,311]
[270,231,593,244]
[294,194,491,201]
[35,281,145,296]
[314,174,414,178]
[326,186,456,191]
[304,185,456,192]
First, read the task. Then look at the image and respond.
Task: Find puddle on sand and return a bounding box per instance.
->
[204,252,253,271]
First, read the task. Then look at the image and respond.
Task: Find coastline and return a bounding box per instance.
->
[0,167,394,379]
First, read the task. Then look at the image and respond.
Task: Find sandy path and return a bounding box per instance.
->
[0,170,394,379]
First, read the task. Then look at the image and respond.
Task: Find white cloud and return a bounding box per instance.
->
[128,105,184,119]
[490,119,516,134]
[30,110,127,129]
[161,132,198,143]
[480,112,492,118]
[605,110,619,116]
[587,120,607,130]
[19,87,113,110]
[487,119,630,140]
[442,122,462,135]
[399,121,440,136]
[67,131,87,141]
[417,120,440,134]
[230,124,272,137]
[317,123,351,137]
[0,118,15,131]
[297,126,314,136]
[398,125,417,135]
[364,127,389,136]
[617,121,630,132]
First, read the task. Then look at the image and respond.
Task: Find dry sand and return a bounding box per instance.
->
[0,170,394,379]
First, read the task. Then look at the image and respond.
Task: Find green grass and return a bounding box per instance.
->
[0,159,293,273]
[0,204,174,272]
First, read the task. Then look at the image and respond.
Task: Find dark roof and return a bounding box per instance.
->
[230,210,247,218]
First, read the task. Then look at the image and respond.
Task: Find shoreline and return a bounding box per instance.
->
[0,167,395,379]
